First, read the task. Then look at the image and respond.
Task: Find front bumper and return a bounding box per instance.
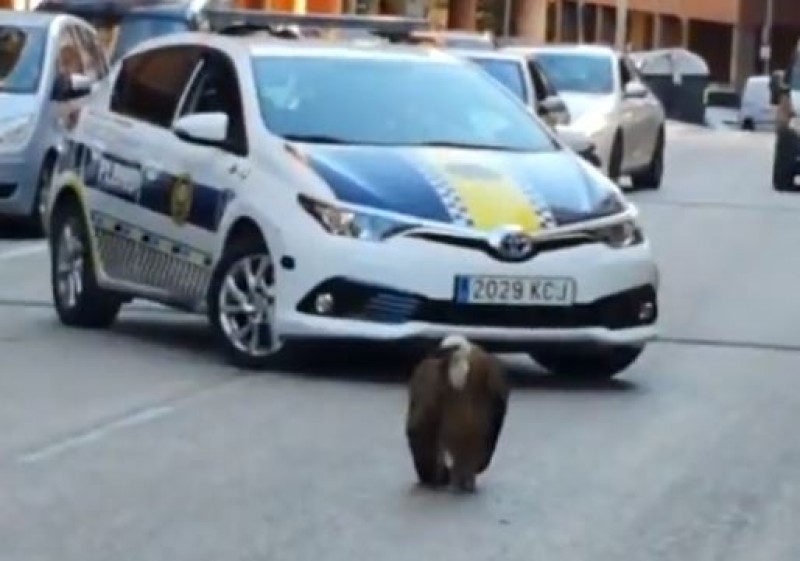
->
[274,230,659,350]
[0,154,39,217]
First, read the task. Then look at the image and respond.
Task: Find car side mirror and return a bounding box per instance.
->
[770,69,787,105]
[52,73,93,101]
[537,94,569,126]
[172,112,229,147]
[538,94,566,116]
[623,81,648,99]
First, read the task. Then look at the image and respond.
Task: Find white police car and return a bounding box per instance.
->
[46,27,659,379]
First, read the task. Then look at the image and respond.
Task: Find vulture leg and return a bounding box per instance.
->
[451,462,477,494]
[406,359,450,487]
[406,423,450,486]
[478,388,509,474]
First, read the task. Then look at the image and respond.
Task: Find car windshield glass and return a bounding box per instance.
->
[251,55,557,152]
[0,24,47,94]
[533,52,613,94]
[110,17,189,62]
[468,57,526,102]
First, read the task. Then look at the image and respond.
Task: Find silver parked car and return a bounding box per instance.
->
[0,10,108,233]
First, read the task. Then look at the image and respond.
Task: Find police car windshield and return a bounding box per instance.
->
[251,55,557,152]
[533,52,614,94]
[0,24,47,94]
[467,57,527,102]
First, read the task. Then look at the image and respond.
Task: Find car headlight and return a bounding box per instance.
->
[588,219,644,248]
[0,114,35,150]
[298,194,418,241]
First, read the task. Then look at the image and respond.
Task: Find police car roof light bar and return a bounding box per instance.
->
[205,8,430,38]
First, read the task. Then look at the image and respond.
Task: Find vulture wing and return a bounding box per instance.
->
[478,357,510,474]
[405,357,449,486]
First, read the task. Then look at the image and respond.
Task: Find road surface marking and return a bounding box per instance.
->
[0,242,47,262]
[17,405,173,464]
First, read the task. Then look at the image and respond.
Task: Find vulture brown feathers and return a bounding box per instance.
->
[405,335,509,493]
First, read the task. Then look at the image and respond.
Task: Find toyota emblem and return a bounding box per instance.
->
[488,227,536,260]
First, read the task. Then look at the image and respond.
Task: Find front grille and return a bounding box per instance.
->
[362,292,421,324]
[297,277,657,330]
[405,231,595,262]
[0,183,16,198]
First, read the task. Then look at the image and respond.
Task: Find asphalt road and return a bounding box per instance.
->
[3,123,800,561]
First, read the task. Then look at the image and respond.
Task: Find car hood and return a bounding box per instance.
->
[558,92,616,122]
[0,93,39,121]
[297,143,625,232]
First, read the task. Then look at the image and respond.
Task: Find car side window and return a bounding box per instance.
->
[527,61,547,102]
[68,26,102,80]
[110,45,203,128]
[56,26,84,77]
[175,50,248,155]
[533,61,558,96]
[72,25,108,78]
[618,56,633,87]
[624,57,642,82]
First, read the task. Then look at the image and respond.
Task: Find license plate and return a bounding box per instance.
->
[454,275,576,306]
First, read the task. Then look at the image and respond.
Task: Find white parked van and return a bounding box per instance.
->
[739,75,776,131]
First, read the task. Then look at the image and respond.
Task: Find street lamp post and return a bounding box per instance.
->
[761,0,774,73]
[502,0,512,38]
[614,0,628,51]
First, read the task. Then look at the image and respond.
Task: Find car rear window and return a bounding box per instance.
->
[110,16,190,62]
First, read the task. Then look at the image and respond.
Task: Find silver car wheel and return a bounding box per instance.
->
[55,222,85,310]
[217,253,277,358]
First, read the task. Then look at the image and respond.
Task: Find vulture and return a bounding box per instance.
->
[405,335,510,493]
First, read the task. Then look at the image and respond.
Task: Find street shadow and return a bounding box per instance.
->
[109,310,217,357]
[106,314,639,393]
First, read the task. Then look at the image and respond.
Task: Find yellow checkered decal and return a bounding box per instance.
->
[418,150,557,233]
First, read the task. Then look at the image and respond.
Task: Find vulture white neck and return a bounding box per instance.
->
[440,335,472,390]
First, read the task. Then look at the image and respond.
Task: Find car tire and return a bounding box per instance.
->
[630,126,665,190]
[207,234,284,370]
[50,200,122,328]
[529,344,644,381]
[608,130,624,183]
[773,129,797,192]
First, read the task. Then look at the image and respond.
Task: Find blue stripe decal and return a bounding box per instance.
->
[66,140,232,232]
[300,145,452,222]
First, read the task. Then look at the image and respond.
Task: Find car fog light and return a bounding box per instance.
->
[638,301,655,322]
[315,293,334,314]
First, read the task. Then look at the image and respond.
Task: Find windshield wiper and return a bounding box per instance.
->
[282,134,349,144]
[403,140,526,151]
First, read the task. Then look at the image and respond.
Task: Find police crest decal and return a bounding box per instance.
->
[170,173,193,226]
